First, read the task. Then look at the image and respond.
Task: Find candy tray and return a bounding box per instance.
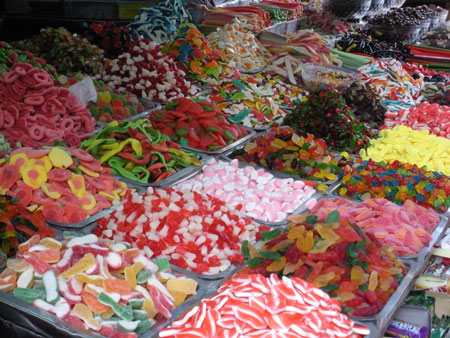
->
[95,101,161,128]
[180,126,256,155]
[113,153,205,192]
[46,206,116,229]
[173,156,319,227]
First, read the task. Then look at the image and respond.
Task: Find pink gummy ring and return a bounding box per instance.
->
[60,117,74,131]
[29,125,45,140]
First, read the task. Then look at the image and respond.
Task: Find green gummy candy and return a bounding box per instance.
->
[43,270,59,305]
[13,287,46,303]
[136,269,151,284]
[133,309,148,321]
[129,298,145,309]
[63,231,78,239]
[153,258,169,271]
[98,292,133,321]
[136,319,153,335]
[117,320,140,333]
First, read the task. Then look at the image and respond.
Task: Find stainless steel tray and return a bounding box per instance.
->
[240,65,268,75]
[46,206,115,229]
[95,101,161,128]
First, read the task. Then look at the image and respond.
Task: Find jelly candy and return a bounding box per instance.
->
[61,253,95,279]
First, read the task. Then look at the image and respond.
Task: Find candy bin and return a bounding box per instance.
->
[301,63,360,91]
[324,0,372,20]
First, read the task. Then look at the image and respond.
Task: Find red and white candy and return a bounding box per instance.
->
[175,159,316,222]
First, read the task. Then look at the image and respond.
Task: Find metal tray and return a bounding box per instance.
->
[240,65,268,75]
[173,158,318,227]
[180,126,256,156]
[95,101,161,129]
[46,206,115,229]
[112,154,205,192]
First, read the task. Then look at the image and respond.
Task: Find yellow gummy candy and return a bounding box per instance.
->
[266,256,287,272]
[368,271,378,291]
[169,290,188,307]
[287,225,305,240]
[313,272,336,288]
[73,303,101,331]
[61,253,95,279]
[166,278,198,295]
[142,298,157,318]
[350,265,365,283]
[75,273,105,287]
[297,231,314,253]
[124,267,137,290]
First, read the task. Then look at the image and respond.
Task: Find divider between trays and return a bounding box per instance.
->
[46,206,116,229]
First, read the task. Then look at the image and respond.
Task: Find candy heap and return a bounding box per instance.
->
[310,197,440,256]
[1,147,127,224]
[201,7,271,32]
[337,159,450,213]
[83,22,139,59]
[80,120,200,184]
[361,126,450,177]
[243,211,407,316]
[163,23,228,83]
[286,30,338,65]
[14,27,104,76]
[299,10,352,34]
[402,62,450,82]
[175,159,316,222]
[160,273,370,337]
[101,39,199,102]
[422,82,450,106]
[0,233,198,336]
[0,63,96,148]
[128,0,191,44]
[148,98,248,151]
[0,195,54,256]
[253,74,307,108]
[95,188,265,275]
[232,126,354,188]
[383,102,450,139]
[284,87,374,153]
[207,18,271,72]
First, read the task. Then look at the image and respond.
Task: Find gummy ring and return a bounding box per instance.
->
[29,125,45,140]
[60,117,74,131]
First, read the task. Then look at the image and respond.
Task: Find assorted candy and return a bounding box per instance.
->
[0,195,54,256]
[299,10,352,34]
[361,126,450,177]
[148,97,248,151]
[243,211,408,316]
[383,102,450,139]
[95,188,265,275]
[201,6,271,32]
[422,82,450,106]
[0,62,96,148]
[310,197,440,256]
[232,126,354,189]
[14,27,104,76]
[284,87,374,153]
[207,18,271,72]
[0,146,127,224]
[80,119,200,185]
[101,39,199,103]
[175,159,316,222]
[254,74,307,108]
[161,273,370,337]
[337,159,450,213]
[0,233,198,336]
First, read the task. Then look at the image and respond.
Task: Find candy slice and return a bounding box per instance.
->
[72,303,102,331]
[64,205,86,223]
[70,148,94,162]
[48,147,73,168]
[80,191,96,211]
[43,270,60,304]
[21,164,48,189]
[67,174,86,198]
[0,164,19,189]
[47,168,72,182]
[42,202,65,223]
[9,153,29,170]
[32,156,52,172]
[40,182,61,199]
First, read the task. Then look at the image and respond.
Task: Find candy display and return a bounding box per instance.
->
[101,38,199,102]
[207,18,271,72]
[243,211,407,316]
[95,188,265,275]
[257,0,303,21]
[14,27,104,76]
[0,232,199,336]
[175,158,316,222]
[301,63,360,91]
[337,159,450,213]
[361,126,450,177]
[201,6,271,32]
[284,87,374,153]
[0,195,54,256]
[254,74,307,107]
[0,63,96,148]
[80,119,201,184]
[401,62,450,82]
[128,0,191,44]
[405,45,450,72]
[147,97,249,151]
[383,102,450,139]
[0,146,127,224]
[161,273,370,337]
[83,22,139,59]
[298,10,352,34]
[232,126,354,188]
[309,197,440,256]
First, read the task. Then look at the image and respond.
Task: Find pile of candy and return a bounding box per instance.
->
[299,10,352,34]
[148,98,248,151]
[422,82,450,106]
[175,159,316,222]
[0,233,198,336]
[343,80,387,129]
[361,126,450,177]
[83,22,139,59]
[286,30,338,65]
[310,197,440,256]
[161,273,370,337]
[243,211,407,316]
[1,146,127,224]
[402,62,450,82]
[163,24,227,83]
[128,0,191,44]
[201,6,271,32]
[254,74,307,108]
[80,120,200,184]
[337,159,450,213]
[0,195,54,256]
[232,126,354,188]
[358,59,423,109]
[284,87,374,153]
[0,41,56,78]
[383,102,450,139]
[207,18,270,72]
[95,188,265,275]
[0,63,96,148]
[14,27,104,76]
[101,39,199,102]
[57,75,146,123]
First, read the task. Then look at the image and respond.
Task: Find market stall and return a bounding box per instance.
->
[0,0,450,337]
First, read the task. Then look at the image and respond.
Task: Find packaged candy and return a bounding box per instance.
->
[385,319,429,338]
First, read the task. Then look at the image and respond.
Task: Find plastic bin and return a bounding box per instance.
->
[301,63,361,91]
